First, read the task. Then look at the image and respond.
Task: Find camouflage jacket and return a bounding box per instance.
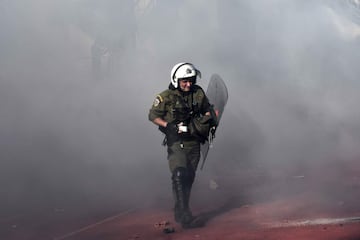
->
[148,85,211,125]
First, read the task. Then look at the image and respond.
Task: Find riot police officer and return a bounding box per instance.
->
[148,62,216,228]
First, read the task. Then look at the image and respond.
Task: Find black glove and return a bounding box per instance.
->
[165,122,179,135]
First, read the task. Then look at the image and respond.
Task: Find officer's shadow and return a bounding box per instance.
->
[191,196,246,228]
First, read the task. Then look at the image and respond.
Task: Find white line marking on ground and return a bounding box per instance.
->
[53,209,135,240]
[264,216,360,228]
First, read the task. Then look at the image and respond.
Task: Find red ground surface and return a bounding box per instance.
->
[2,159,360,240]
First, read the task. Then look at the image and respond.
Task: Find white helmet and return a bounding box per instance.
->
[170,62,201,88]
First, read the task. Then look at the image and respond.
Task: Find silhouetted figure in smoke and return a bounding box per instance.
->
[148,63,217,228]
[91,39,109,80]
[77,0,136,80]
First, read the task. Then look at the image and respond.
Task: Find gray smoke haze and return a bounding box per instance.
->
[1,0,360,219]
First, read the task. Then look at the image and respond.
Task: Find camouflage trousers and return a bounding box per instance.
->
[167,140,201,173]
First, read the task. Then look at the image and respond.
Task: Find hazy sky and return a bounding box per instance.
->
[1,0,360,216]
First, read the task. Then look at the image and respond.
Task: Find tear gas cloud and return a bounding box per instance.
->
[1,0,360,216]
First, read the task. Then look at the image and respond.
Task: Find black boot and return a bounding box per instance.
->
[171,168,194,225]
[181,188,204,229]
[173,202,182,223]
[181,170,205,229]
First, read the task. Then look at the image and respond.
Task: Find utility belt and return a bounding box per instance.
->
[160,114,212,146]
[162,126,197,147]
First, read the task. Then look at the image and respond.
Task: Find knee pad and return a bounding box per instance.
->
[172,167,187,182]
[172,167,195,186]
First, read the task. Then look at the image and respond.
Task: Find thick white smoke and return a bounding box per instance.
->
[1,0,360,221]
